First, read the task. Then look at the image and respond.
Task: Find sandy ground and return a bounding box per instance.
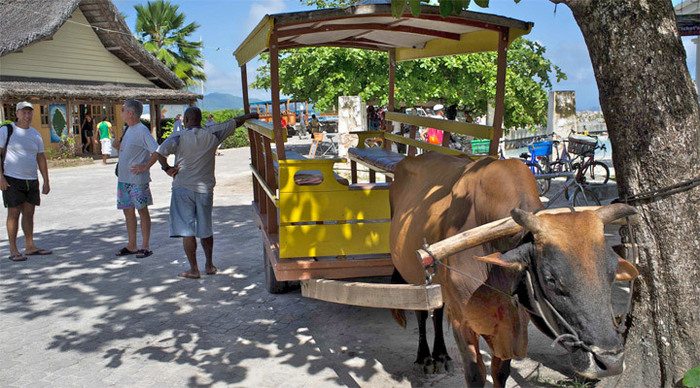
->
[0,145,629,387]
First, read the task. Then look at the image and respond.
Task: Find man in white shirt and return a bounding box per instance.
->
[113,99,159,259]
[132,107,257,278]
[0,101,52,261]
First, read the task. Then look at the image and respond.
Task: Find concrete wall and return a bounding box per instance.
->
[0,9,154,86]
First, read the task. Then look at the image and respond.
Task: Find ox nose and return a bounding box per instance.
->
[591,347,624,377]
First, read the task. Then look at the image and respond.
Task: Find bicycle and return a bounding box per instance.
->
[567,135,610,186]
[518,137,554,195]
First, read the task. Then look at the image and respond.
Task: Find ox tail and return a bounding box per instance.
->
[391,308,407,328]
[390,269,408,328]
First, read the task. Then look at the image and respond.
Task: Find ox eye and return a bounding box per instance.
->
[543,273,567,295]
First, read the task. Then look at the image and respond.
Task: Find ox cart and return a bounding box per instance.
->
[234,5,534,307]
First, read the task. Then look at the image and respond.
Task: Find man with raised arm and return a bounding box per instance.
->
[132,107,257,279]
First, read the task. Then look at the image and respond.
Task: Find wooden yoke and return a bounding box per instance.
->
[489,27,509,156]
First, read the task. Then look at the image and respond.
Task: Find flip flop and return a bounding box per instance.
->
[25,248,52,256]
[116,247,138,256]
[178,271,201,279]
[205,266,218,275]
[135,249,153,258]
[7,254,27,262]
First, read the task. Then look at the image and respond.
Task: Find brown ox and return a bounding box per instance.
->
[389,153,638,387]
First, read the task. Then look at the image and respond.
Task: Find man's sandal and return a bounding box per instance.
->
[7,254,27,262]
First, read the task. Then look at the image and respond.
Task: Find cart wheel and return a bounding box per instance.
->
[263,245,288,294]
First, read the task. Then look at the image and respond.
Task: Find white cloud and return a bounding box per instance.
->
[202,60,242,95]
[202,60,270,100]
[248,0,287,31]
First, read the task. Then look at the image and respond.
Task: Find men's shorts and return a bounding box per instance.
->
[117,182,153,210]
[169,187,213,238]
[100,139,113,155]
[2,175,40,208]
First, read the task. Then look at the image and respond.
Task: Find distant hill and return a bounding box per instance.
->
[198,93,261,111]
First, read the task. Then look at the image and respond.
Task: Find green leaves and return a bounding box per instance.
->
[684,366,700,388]
[253,38,566,129]
[135,0,205,86]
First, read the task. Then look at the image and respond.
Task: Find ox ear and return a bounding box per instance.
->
[615,258,639,281]
[474,243,532,271]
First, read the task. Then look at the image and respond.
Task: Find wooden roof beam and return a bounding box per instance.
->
[277,23,462,41]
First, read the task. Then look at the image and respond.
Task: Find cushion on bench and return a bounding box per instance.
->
[347,147,405,173]
[272,149,349,186]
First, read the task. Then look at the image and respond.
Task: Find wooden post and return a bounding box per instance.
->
[149,101,157,139]
[384,49,396,152]
[242,64,260,205]
[489,28,509,156]
[242,64,251,115]
[263,137,278,234]
[269,34,286,160]
[65,99,76,156]
[408,125,417,156]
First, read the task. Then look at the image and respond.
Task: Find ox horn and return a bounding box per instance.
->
[595,203,637,224]
[416,206,623,264]
[511,208,543,233]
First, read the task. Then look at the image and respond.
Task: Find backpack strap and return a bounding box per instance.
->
[1,123,13,167]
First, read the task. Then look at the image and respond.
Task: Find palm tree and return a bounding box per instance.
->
[134,0,206,86]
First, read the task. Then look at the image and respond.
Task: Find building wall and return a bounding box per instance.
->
[0,9,154,86]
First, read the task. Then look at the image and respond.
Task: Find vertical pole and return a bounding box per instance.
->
[269,34,286,160]
[385,49,396,152]
[242,64,251,115]
[489,27,508,156]
[65,99,75,155]
[242,64,260,206]
[149,101,157,139]
[695,37,699,100]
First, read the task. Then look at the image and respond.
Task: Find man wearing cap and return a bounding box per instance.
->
[131,107,257,279]
[0,102,52,261]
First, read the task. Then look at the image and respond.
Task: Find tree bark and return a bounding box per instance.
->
[563,0,700,386]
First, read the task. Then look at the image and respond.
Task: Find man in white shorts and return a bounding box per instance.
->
[96,116,114,164]
[132,107,256,279]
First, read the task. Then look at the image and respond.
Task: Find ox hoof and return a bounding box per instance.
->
[414,357,437,374]
[433,354,454,373]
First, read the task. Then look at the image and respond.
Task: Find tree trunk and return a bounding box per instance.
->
[563,0,700,386]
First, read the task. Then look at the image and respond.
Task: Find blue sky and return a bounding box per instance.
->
[114,0,698,111]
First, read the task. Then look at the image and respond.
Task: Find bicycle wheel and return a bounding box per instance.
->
[528,163,550,196]
[585,161,610,184]
[571,185,601,206]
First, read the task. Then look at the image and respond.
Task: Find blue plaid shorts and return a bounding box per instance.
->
[117,182,153,210]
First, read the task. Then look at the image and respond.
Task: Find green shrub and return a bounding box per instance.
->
[46,134,78,160]
[220,126,250,149]
[155,109,250,148]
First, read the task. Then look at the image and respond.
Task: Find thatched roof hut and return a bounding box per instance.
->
[0,0,200,101]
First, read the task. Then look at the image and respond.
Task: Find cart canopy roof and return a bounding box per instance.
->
[234,4,533,66]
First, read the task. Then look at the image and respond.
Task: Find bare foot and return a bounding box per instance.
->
[205,265,218,275]
[178,271,201,279]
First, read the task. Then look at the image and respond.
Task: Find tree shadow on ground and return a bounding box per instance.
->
[0,199,626,386]
[0,204,427,386]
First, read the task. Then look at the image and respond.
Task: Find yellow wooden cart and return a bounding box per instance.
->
[235,4,532,305]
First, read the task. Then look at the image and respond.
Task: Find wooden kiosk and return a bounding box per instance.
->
[234,4,532,303]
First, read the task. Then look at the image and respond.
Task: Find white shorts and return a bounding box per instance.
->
[100,138,112,155]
